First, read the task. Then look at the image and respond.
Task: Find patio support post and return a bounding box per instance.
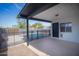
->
[26,18,29,46]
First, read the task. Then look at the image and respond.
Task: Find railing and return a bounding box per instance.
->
[6,29,51,45]
[5,29,26,46]
[29,30,51,41]
[0,28,51,46]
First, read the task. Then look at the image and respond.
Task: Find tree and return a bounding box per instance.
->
[18,22,26,29]
[31,23,44,30]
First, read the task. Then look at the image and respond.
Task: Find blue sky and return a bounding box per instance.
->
[29,20,51,27]
[0,3,25,27]
[0,3,51,28]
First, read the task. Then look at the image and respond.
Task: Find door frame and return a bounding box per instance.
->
[52,22,59,38]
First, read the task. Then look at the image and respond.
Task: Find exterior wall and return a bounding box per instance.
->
[51,4,79,43]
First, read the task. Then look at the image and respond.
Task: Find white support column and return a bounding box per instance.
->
[50,22,53,38]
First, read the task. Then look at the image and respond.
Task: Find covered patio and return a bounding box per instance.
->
[30,37,79,56]
[18,3,79,56]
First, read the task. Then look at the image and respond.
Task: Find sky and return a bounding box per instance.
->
[29,20,51,27]
[0,3,51,28]
[0,3,25,28]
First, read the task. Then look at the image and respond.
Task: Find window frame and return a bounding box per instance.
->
[60,22,72,32]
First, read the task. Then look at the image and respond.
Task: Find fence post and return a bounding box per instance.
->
[49,30,51,36]
[14,27,15,45]
[37,30,39,39]
[31,31,33,41]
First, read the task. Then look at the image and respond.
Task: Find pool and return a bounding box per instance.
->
[29,34,50,41]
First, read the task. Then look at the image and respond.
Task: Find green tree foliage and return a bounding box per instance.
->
[31,23,44,30]
[18,22,26,29]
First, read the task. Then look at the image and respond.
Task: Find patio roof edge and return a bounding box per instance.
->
[17,3,29,19]
[29,17,52,23]
[17,3,59,19]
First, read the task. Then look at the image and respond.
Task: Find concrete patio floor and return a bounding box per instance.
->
[8,43,37,56]
[1,37,79,56]
[30,37,79,56]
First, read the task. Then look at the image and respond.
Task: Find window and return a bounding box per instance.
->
[60,23,65,32]
[60,22,72,32]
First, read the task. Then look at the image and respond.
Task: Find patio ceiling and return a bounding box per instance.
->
[18,3,79,22]
[33,3,79,21]
[18,3,59,21]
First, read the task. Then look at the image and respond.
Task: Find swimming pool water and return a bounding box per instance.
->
[29,34,49,41]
